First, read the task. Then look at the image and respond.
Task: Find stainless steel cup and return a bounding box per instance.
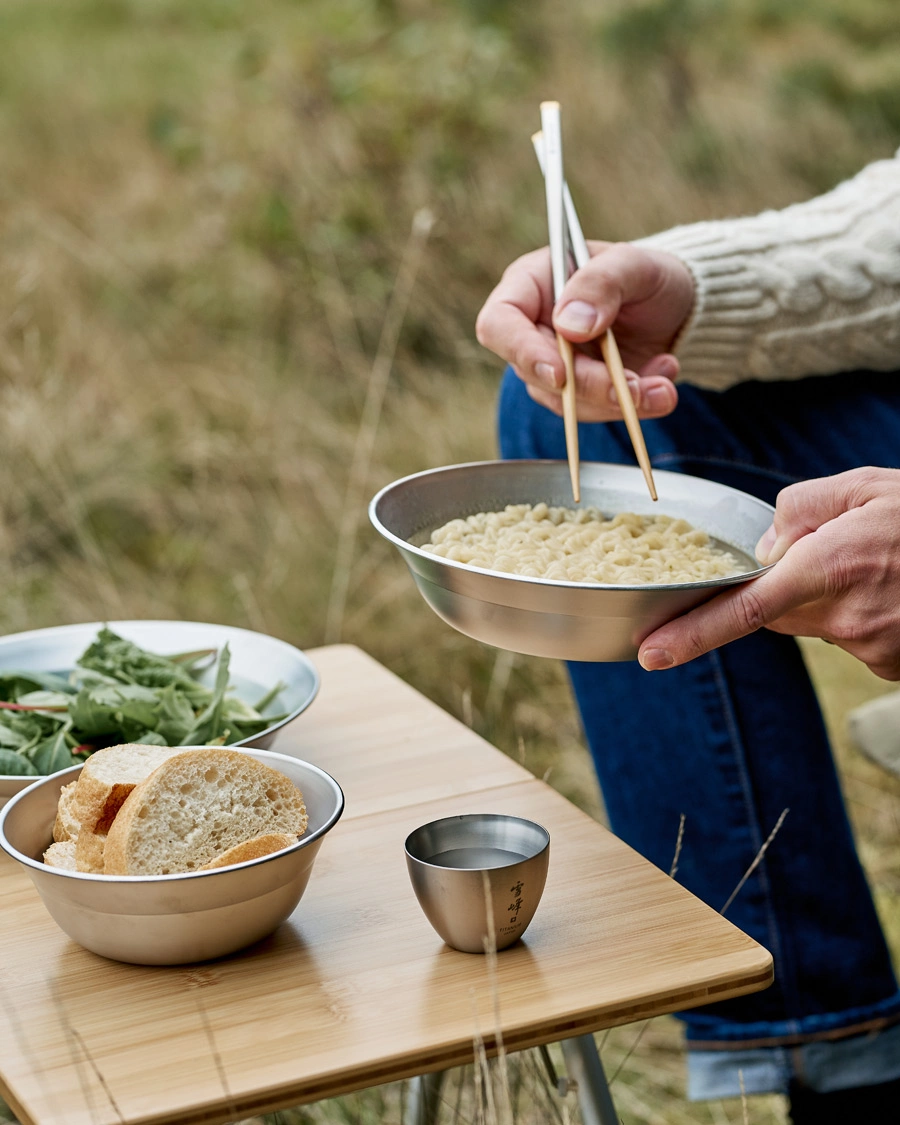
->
[405,814,550,953]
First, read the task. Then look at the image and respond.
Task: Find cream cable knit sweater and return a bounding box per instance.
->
[636,150,900,391]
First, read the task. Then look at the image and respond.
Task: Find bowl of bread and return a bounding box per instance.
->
[0,742,344,964]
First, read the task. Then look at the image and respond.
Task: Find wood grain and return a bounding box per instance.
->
[0,644,772,1125]
[556,333,581,502]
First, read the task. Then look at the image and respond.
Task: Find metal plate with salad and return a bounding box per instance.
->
[0,620,319,803]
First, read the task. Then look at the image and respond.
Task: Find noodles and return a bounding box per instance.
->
[420,504,744,585]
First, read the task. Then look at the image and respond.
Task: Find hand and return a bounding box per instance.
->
[638,468,900,681]
[475,241,695,422]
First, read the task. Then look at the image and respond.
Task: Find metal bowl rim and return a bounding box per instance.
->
[0,747,344,883]
[0,619,320,785]
[405,812,550,868]
[370,459,774,592]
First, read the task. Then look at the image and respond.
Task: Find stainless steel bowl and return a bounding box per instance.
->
[370,460,775,662]
[0,748,343,965]
[0,619,320,805]
[406,813,550,953]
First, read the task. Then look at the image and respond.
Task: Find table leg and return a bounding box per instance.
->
[403,1035,618,1125]
[404,1069,445,1125]
[560,1034,621,1125]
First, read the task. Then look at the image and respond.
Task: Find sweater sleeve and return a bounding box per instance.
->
[634,152,900,390]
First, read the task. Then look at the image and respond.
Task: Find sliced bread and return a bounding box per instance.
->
[103,749,308,876]
[43,840,78,870]
[74,829,108,875]
[52,781,81,843]
[72,744,185,836]
[199,832,300,870]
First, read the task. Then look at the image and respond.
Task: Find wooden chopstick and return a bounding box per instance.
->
[538,102,581,504]
[533,126,658,502]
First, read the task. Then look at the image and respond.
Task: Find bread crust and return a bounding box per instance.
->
[199,832,299,870]
[52,781,81,843]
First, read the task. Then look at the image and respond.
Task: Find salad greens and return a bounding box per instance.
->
[0,627,287,777]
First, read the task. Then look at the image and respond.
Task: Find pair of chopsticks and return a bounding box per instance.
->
[535,101,657,503]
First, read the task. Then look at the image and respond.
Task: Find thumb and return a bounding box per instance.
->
[552,243,663,341]
[755,469,880,565]
[639,541,828,670]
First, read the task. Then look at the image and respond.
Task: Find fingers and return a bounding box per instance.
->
[551,242,665,341]
[526,366,679,422]
[476,243,694,399]
[755,467,893,564]
[860,655,900,681]
[476,249,566,387]
[638,542,828,670]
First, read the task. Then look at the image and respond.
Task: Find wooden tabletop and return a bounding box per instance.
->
[0,644,772,1125]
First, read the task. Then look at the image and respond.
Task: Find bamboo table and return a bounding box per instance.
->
[0,644,773,1125]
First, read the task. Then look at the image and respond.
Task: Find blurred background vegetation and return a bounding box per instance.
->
[1,1,900,1122]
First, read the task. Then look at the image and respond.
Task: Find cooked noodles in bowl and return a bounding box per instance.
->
[420,503,745,585]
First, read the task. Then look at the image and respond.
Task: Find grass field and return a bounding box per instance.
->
[1,1,899,1122]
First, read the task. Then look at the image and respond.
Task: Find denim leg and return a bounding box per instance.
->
[497,368,900,1048]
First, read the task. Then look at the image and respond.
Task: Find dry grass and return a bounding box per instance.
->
[1,1,899,1123]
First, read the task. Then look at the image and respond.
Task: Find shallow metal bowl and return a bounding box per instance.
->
[370,460,775,662]
[0,619,320,805]
[0,749,343,964]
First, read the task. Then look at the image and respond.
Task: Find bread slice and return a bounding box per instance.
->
[74,829,108,875]
[43,840,78,870]
[103,749,308,876]
[67,743,186,871]
[199,832,299,870]
[72,744,185,837]
[51,751,170,870]
[53,781,81,843]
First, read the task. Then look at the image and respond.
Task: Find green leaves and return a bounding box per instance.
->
[28,730,79,775]
[0,671,75,696]
[0,628,280,777]
[77,626,212,706]
[154,683,199,745]
[183,643,231,745]
[0,748,39,776]
[69,683,161,741]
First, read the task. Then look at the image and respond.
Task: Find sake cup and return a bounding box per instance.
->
[405,813,550,953]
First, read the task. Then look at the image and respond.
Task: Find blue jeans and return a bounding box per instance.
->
[497,367,900,1093]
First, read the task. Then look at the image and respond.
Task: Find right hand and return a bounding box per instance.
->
[475,242,695,422]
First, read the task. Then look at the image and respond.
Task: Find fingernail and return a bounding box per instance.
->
[608,378,640,407]
[556,300,598,334]
[639,648,675,671]
[535,361,559,389]
[755,525,777,563]
[645,385,673,411]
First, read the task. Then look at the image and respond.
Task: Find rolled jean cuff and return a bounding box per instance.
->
[687,1019,900,1099]
[682,990,900,1049]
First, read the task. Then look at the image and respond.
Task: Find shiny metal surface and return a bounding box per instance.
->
[0,749,343,965]
[406,813,550,953]
[0,619,320,803]
[370,460,775,662]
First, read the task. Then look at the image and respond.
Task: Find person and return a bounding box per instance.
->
[475,150,900,1122]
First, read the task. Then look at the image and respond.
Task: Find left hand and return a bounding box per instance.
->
[475,242,691,422]
[638,467,900,681]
